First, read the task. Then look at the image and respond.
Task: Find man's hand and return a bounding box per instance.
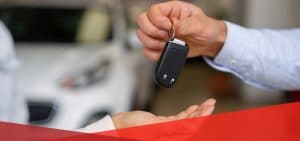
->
[112,98,216,129]
[136,1,227,61]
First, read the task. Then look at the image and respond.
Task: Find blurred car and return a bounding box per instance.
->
[0,0,154,130]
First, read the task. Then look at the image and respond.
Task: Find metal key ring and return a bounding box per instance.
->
[168,25,175,40]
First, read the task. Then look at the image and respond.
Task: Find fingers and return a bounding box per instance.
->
[136,13,167,61]
[162,99,216,123]
[138,1,189,34]
[175,105,199,119]
[147,3,173,30]
[146,1,204,36]
[143,47,162,61]
[137,29,166,50]
[146,1,194,30]
[188,98,216,118]
[137,12,169,40]
[137,1,201,61]
[198,98,216,116]
[185,105,200,114]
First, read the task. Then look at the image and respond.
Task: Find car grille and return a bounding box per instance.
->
[27,101,56,124]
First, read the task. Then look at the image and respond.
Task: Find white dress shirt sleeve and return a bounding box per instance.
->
[78,115,116,133]
[204,21,300,90]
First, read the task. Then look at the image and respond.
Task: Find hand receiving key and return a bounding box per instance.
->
[112,98,216,129]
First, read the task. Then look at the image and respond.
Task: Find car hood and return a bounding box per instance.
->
[15,43,116,94]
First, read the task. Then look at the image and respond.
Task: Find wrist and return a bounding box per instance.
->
[217,20,227,48]
[112,113,122,129]
[206,19,227,58]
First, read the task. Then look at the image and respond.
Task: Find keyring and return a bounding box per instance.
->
[169,25,175,39]
[168,19,176,39]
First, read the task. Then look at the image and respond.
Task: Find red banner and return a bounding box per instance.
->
[100,102,300,141]
[1,102,300,141]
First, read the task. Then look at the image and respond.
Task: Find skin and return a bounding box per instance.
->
[111,1,225,129]
[136,1,227,61]
[112,98,215,129]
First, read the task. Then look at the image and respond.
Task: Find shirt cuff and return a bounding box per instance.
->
[204,21,249,76]
[213,21,246,68]
[78,115,116,133]
[203,21,274,90]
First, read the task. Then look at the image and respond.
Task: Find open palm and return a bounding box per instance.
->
[112,98,216,129]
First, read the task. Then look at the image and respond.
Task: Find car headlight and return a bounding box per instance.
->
[60,59,110,89]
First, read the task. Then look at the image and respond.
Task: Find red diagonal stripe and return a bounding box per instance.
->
[0,121,133,141]
[1,102,299,141]
[99,102,300,141]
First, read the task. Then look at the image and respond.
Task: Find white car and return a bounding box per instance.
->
[0,0,154,130]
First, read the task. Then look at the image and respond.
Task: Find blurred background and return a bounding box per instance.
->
[0,0,299,130]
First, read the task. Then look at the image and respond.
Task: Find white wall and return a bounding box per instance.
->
[245,0,300,28]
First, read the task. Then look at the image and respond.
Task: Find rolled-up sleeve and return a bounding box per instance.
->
[204,21,300,90]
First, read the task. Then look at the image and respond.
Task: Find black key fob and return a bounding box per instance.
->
[153,39,189,88]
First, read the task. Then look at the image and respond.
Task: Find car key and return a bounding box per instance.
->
[153,24,189,88]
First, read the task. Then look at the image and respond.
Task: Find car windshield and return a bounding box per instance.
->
[0,6,112,44]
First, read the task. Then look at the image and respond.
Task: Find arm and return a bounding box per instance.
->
[136,1,300,91]
[204,22,300,90]
[79,99,215,133]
